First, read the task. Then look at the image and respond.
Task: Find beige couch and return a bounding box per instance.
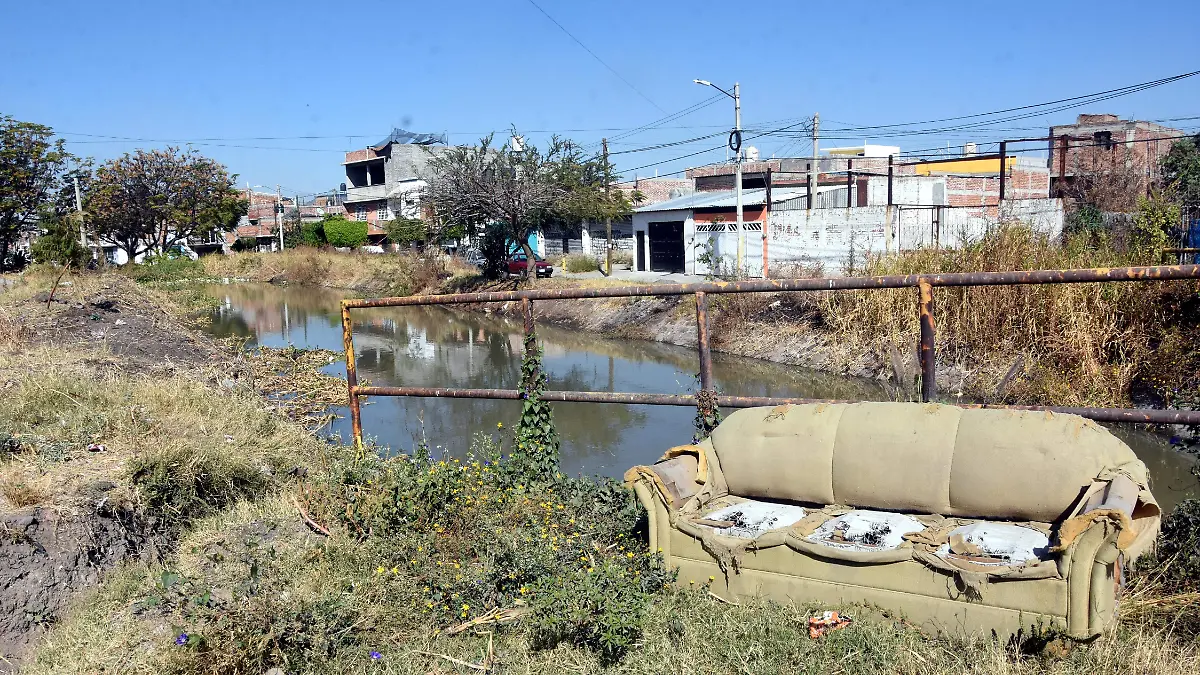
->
[625,403,1160,638]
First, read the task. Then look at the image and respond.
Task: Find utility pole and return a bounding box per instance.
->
[73,175,87,250]
[276,184,284,251]
[733,82,744,273]
[807,112,819,210]
[602,137,613,276]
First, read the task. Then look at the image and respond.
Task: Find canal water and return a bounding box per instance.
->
[202,282,1200,513]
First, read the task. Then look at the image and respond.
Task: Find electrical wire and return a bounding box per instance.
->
[524,0,664,113]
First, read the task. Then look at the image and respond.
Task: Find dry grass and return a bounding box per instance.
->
[199,249,477,294]
[0,472,51,508]
[813,226,1192,406]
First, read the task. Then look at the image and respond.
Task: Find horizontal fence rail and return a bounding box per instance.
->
[340,264,1200,445]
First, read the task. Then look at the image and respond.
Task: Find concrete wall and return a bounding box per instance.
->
[383,145,453,185]
[767,199,1064,275]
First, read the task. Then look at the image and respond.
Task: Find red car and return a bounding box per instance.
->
[507,252,554,278]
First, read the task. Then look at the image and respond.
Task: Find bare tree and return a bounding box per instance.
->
[423,132,630,284]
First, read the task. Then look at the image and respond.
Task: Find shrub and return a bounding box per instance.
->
[321,216,368,248]
[564,253,598,273]
[231,236,258,252]
[1154,499,1200,592]
[284,221,325,248]
[30,214,88,268]
[384,217,426,247]
[611,249,633,267]
[126,442,283,530]
[477,222,511,279]
[127,255,205,282]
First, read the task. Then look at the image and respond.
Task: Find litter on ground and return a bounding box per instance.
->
[807,610,853,638]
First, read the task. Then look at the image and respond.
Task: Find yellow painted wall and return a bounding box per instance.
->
[913,156,1016,175]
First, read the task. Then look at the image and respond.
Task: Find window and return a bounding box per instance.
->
[1094,131,1114,150]
[377,203,388,221]
[355,205,366,221]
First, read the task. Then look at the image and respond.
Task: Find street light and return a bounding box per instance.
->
[695,78,744,272]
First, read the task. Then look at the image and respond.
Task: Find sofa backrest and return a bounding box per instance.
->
[707,403,1139,523]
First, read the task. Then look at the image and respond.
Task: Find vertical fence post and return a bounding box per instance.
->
[694,292,713,392]
[846,158,854,209]
[917,280,936,403]
[340,301,363,447]
[886,155,895,253]
[521,296,535,337]
[998,141,1007,207]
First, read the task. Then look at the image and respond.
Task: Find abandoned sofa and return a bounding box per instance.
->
[624,402,1160,638]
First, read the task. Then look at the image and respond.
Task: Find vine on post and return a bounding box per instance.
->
[512,330,561,480]
[692,388,722,444]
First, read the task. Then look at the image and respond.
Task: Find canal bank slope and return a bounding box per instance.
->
[199,232,1200,440]
[1,269,1198,674]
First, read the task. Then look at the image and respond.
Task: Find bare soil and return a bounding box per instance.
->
[26,282,221,373]
[0,503,165,669]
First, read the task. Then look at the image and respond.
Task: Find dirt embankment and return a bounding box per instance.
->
[476,287,907,387]
[0,274,335,670]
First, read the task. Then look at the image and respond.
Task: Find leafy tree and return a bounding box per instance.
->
[0,116,70,268]
[1161,134,1200,208]
[30,212,88,267]
[87,147,246,262]
[51,159,94,218]
[321,215,368,248]
[1130,192,1180,262]
[423,131,633,284]
[384,216,427,248]
[285,220,325,248]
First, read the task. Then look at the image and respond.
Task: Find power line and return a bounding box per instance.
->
[811,71,1200,134]
[524,0,664,113]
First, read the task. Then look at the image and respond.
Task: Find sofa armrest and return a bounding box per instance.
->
[1079,474,1138,519]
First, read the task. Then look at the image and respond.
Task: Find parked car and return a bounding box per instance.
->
[507,252,553,278]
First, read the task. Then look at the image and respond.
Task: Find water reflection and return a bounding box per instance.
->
[203,283,1199,510]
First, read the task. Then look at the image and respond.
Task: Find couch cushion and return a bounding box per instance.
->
[708,403,845,504]
[806,510,926,551]
[948,409,1134,522]
[707,403,1141,522]
[832,404,960,514]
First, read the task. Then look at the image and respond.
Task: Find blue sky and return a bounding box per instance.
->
[3,0,1198,197]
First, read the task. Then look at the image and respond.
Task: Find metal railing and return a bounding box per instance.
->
[340,264,1200,446]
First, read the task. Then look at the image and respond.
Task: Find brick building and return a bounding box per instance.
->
[341,129,452,242]
[1047,114,1183,198]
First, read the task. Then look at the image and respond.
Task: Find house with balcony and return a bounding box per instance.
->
[342,129,452,243]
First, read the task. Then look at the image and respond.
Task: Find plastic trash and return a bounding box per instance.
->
[807,610,852,638]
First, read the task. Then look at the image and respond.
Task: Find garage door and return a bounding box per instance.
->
[648,222,685,273]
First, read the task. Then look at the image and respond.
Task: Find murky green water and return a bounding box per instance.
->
[201,282,1199,512]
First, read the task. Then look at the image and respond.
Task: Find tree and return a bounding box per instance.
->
[321,215,368,248]
[1161,134,1200,208]
[0,116,69,268]
[87,147,246,262]
[1130,191,1180,262]
[423,132,633,284]
[30,212,87,267]
[384,216,427,248]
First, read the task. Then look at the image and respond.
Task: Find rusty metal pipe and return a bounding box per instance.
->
[918,280,936,402]
[352,386,842,408]
[694,292,714,392]
[350,385,1200,425]
[340,301,363,446]
[341,265,1200,309]
[521,296,534,337]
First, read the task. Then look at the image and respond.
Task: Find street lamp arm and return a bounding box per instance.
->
[693,79,734,99]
